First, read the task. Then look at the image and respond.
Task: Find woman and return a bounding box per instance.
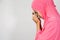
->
[31,0,60,40]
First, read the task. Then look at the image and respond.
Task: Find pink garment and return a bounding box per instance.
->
[31,0,60,40]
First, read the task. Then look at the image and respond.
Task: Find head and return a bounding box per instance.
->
[31,0,56,20]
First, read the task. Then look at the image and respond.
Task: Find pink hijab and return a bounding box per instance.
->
[31,0,60,40]
[32,0,58,19]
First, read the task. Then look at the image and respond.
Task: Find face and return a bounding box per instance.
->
[33,10,42,19]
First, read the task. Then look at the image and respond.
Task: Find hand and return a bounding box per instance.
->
[32,11,42,30]
[32,12,41,24]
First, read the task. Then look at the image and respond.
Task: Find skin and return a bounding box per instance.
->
[32,11,42,32]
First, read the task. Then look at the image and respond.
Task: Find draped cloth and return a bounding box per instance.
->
[31,0,60,40]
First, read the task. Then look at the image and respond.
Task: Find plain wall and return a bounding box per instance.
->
[0,0,60,40]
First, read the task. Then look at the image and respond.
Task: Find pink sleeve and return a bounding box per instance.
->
[35,21,57,40]
[35,27,45,40]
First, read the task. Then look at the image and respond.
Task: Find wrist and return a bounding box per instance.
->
[36,21,40,31]
[36,21,42,31]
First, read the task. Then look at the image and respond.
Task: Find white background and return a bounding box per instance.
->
[0,0,60,40]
